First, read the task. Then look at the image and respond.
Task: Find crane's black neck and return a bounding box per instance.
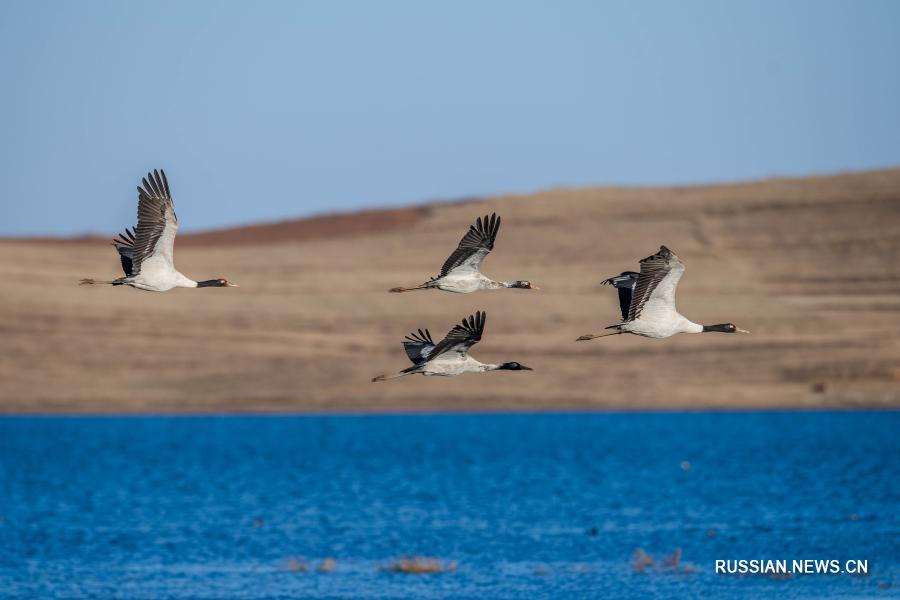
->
[497,281,531,290]
[494,362,531,371]
[702,323,735,333]
[197,279,225,288]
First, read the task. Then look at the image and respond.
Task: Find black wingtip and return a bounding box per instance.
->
[640,245,674,263]
[153,170,162,195]
[139,169,170,199]
[160,169,170,196]
[474,213,501,236]
[472,310,486,332]
[462,310,483,333]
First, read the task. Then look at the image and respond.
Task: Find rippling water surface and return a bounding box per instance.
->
[1,412,897,599]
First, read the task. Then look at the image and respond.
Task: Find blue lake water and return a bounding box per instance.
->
[0,412,897,599]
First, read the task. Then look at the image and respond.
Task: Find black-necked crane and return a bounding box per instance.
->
[577,245,749,340]
[389,213,539,293]
[373,311,532,381]
[80,169,237,292]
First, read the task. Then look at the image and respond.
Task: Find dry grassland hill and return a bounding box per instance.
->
[0,169,898,412]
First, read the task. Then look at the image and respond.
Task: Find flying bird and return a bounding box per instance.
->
[373,311,533,381]
[389,213,538,293]
[577,245,749,340]
[80,169,237,292]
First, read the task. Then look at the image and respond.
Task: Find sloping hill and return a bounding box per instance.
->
[1,169,898,412]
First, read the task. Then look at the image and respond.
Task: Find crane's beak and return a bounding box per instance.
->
[227,282,240,287]
[531,285,542,291]
[736,328,750,334]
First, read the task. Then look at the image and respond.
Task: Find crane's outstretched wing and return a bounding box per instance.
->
[111,227,136,277]
[627,246,685,321]
[131,169,178,275]
[439,213,500,277]
[402,329,435,366]
[427,311,486,361]
[601,271,640,321]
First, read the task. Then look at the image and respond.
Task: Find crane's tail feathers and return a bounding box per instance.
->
[576,331,624,341]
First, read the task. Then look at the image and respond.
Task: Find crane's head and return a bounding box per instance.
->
[198,278,240,288]
[497,362,533,371]
[510,280,540,290]
[702,323,749,333]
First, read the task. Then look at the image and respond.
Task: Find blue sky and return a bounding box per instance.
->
[2,1,898,236]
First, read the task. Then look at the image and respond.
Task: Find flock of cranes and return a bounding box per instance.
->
[82,169,749,381]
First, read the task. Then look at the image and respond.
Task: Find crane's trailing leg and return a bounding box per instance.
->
[372,372,414,382]
[79,278,121,286]
[388,284,431,293]
[576,331,623,342]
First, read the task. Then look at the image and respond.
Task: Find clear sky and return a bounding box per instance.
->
[2,1,898,236]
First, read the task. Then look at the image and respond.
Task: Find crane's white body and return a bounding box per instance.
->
[121,209,198,292]
[418,355,500,376]
[126,269,197,292]
[432,272,504,294]
[619,313,703,338]
[427,246,507,293]
[615,260,703,338]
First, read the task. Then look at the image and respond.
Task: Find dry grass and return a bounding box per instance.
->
[284,557,336,573]
[286,558,308,573]
[1,168,899,412]
[317,558,336,573]
[633,547,696,574]
[632,548,655,573]
[381,557,458,574]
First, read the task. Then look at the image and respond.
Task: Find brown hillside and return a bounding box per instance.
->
[1,169,898,413]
